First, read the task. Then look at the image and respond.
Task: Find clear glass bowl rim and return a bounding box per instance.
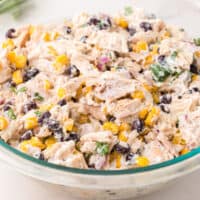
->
[1,140,200,175]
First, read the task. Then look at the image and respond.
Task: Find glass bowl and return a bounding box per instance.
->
[0,0,200,199]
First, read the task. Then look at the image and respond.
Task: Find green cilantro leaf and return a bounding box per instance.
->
[7,108,16,120]
[124,6,133,16]
[17,87,27,93]
[150,63,171,82]
[33,92,44,101]
[96,142,109,156]
[194,38,200,46]
[171,51,178,60]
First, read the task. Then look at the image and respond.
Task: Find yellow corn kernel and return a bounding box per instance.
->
[192,74,198,81]
[118,131,128,142]
[56,54,69,66]
[103,106,108,115]
[76,86,83,99]
[2,39,14,49]
[52,32,60,40]
[143,83,158,93]
[39,103,54,112]
[28,25,35,36]
[0,116,8,130]
[161,30,171,39]
[30,137,46,150]
[24,117,38,129]
[115,152,122,168]
[43,32,51,42]
[83,86,92,96]
[48,46,58,56]
[54,54,70,71]
[172,135,186,145]
[151,44,159,55]
[115,17,128,29]
[139,108,149,119]
[119,123,130,132]
[72,125,78,132]
[7,51,27,69]
[44,80,53,90]
[144,54,153,65]
[145,107,160,127]
[15,55,27,69]
[0,62,2,71]
[152,92,160,104]
[45,136,56,148]
[79,114,89,124]
[181,148,189,155]
[7,51,16,64]
[136,156,149,167]
[64,118,74,131]
[19,140,30,153]
[194,51,200,58]
[12,70,23,85]
[57,87,66,99]
[131,90,145,100]
[103,122,119,135]
[135,41,148,53]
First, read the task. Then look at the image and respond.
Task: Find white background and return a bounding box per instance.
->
[0,0,200,199]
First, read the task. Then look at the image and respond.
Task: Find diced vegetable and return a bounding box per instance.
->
[150,63,171,82]
[96,142,109,155]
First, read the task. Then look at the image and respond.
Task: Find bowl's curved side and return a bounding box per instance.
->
[0,144,199,200]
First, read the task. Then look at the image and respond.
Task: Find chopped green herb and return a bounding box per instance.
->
[124,6,133,16]
[96,142,109,156]
[33,92,44,101]
[150,63,171,82]
[10,86,17,93]
[34,110,42,117]
[7,108,16,120]
[171,51,178,60]
[17,87,27,93]
[194,38,200,46]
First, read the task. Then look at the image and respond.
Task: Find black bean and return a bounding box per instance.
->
[53,128,64,142]
[127,27,136,36]
[88,17,101,26]
[65,132,79,142]
[126,152,135,161]
[160,104,170,114]
[65,65,80,77]
[64,26,72,34]
[38,153,45,160]
[20,130,33,141]
[22,101,37,113]
[23,68,40,81]
[58,99,67,106]
[193,87,199,92]
[47,119,60,132]
[140,22,153,32]
[38,111,51,124]
[189,89,193,94]
[71,97,78,103]
[107,115,116,122]
[178,96,182,99]
[6,28,16,39]
[114,143,130,154]
[8,79,16,87]
[160,94,172,104]
[34,152,45,160]
[158,55,166,64]
[3,102,12,112]
[132,119,144,133]
[190,63,198,74]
